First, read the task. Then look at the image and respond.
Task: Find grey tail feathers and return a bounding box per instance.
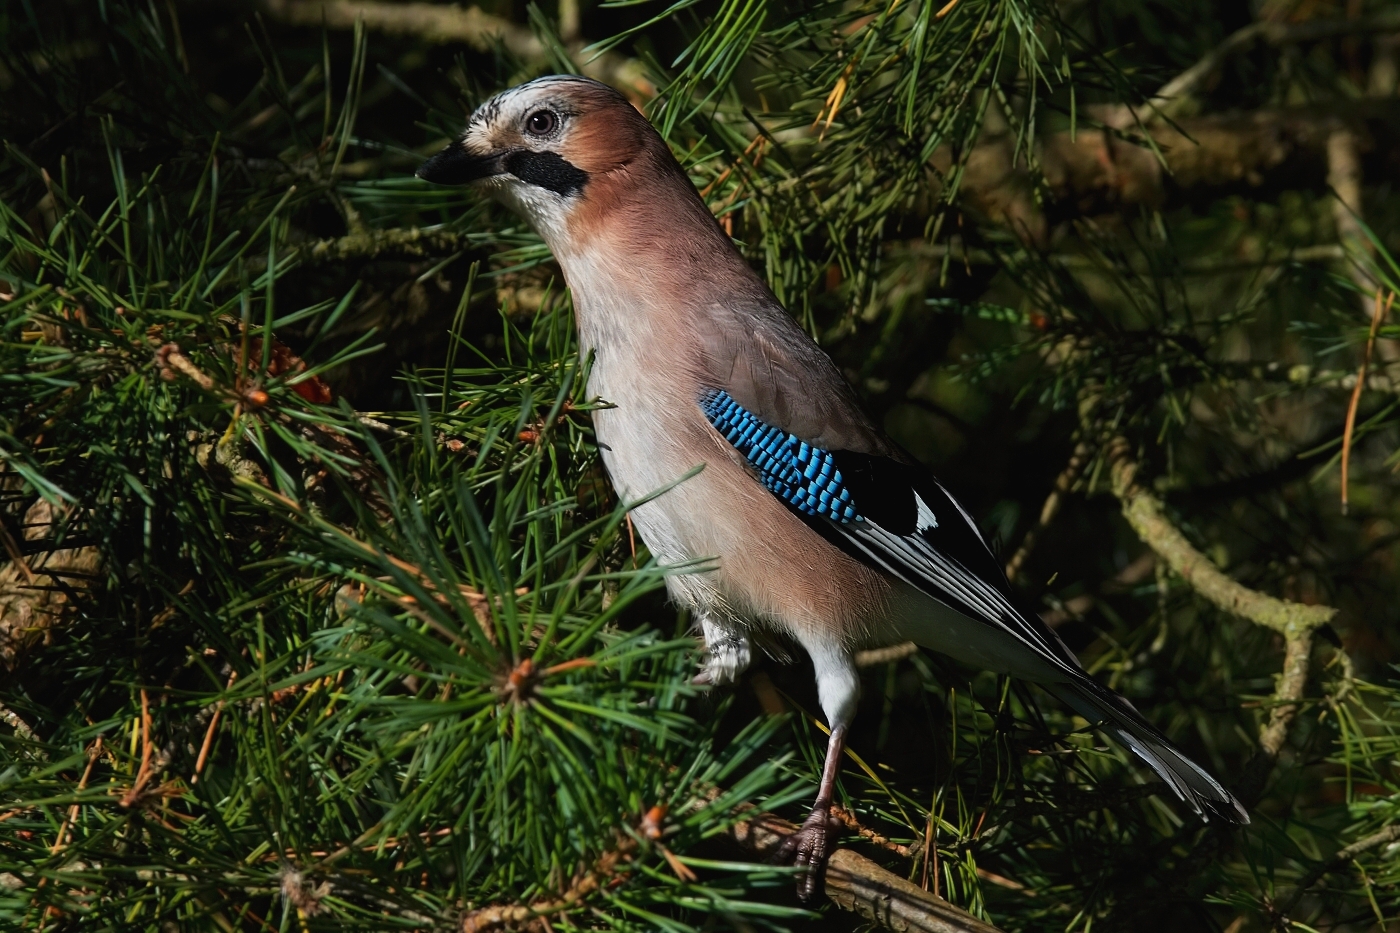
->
[1046,679,1249,825]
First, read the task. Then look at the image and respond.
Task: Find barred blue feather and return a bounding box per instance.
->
[699,389,861,523]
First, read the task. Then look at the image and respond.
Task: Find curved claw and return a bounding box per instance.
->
[777,807,833,902]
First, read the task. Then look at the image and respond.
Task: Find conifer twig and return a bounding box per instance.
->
[191,670,238,785]
[51,736,102,853]
[120,689,156,807]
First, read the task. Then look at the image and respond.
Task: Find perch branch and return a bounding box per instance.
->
[456,806,1006,933]
[299,226,471,264]
[730,814,1007,933]
[854,641,919,667]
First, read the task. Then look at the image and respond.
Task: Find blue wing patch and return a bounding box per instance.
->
[699,389,861,523]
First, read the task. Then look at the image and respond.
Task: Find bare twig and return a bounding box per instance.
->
[1276,823,1400,920]
[52,737,102,853]
[1256,632,1314,764]
[262,0,543,59]
[192,670,238,785]
[120,689,156,807]
[1327,125,1369,282]
[1128,9,1400,124]
[1323,121,1400,376]
[1005,441,1090,583]
[0,701,36,741]
[854,641,919,667]
[459,834,639,932]
[1341,290,1395,513]
[154,343,215,391]
[301,226,472,265]
[958,100,1400,241]
[829,804,916,857]
[259,0,653,97]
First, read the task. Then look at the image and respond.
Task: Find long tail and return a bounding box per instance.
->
[1046,677,1249,824]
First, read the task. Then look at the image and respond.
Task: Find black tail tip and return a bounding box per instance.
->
[1200,795,1250,826]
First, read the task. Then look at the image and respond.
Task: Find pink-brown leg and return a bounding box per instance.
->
[779,722,848,901]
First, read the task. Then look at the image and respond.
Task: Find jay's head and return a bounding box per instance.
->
[417,76,679,249]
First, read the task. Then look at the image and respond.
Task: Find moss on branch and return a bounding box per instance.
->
[1106,439,1336,638]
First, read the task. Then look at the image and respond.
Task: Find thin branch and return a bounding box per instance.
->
[459,834,639,932]
[1106,439,1336,638]
[1256,632,1314,763]
[1277,823,1400,920]
[854,641,919,667]
[1104,438,1336,809]
[261,0,544,60]
[1133,9,1400,123]
[51,737,102,854]
[1005,441,1090,583]
[300,226,472,265]
[259,0,653,97]
[0,701,36,741]
[958,100,1400,240]
[1341,290,1395,513]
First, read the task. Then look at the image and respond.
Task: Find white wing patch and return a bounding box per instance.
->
[841,514,1083,681]
[914,494,938,533]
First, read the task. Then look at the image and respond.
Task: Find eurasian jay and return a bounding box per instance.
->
[418,75,1247,899]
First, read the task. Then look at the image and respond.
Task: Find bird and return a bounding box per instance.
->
[417,75,1248,899]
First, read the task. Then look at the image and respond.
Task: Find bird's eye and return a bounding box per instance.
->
[525,110,558,137]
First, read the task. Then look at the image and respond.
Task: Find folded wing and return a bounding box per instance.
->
[698,386,1247,824]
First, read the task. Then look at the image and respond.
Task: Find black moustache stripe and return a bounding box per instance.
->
[503,150,588,197]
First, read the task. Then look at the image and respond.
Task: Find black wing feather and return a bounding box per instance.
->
[699,390,1248,824]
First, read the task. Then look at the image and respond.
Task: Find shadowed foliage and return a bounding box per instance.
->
[2,1,1399,931]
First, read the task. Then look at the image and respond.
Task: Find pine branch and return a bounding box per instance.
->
[259,0,654,96]
[1276,824,1400,921]
[1106,438,1336,638]
[1104,437,1335,807]
[960,100,1400,239]
[730,814,1007,933]
[261,0,545,60]
[1127,8,1400,124]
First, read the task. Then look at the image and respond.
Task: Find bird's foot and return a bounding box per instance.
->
[692,632,751,686]
[777,806,834,902]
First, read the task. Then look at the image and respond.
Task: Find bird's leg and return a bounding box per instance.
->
[779,721,848,901]
[780,636,859,901]
[692,611,751,686]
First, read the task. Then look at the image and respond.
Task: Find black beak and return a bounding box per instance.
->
[416,141,504,185]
